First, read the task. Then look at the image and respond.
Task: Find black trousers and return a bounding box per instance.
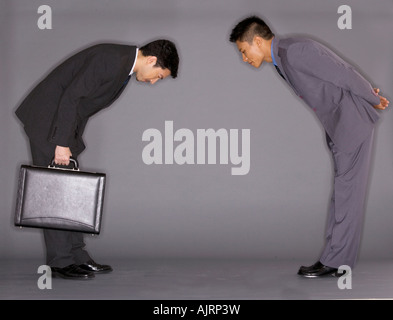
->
[29,140,92,268]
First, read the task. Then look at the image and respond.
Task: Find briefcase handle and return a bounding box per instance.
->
[49,157,79,171]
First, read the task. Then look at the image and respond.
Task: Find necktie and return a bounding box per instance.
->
[122,75,131,86]
[114,75,131,97]
[274,65,286,80]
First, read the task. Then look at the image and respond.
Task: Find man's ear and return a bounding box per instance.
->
[253,36,263,48]
[146,56,158,65]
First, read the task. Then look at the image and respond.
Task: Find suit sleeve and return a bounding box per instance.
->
[287,41,380,106]
[48,54,105,147]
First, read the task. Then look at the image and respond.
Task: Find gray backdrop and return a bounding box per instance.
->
[1,0,392,263]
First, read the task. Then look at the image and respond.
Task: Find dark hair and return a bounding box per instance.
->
[229,16,274,43]
[139,39,179,78]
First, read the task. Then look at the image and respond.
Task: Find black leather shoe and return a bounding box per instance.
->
[51,264,95,280]
[79,259,113,273]
[297,261,338,278]
[299,261,324,272]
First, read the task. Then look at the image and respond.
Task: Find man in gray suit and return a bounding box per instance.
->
[229,16,389,277]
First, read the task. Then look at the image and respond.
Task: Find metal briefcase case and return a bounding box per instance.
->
[14,158,106,234]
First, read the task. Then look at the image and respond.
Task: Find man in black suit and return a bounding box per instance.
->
[15,39,179,280]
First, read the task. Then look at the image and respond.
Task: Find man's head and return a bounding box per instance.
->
[229,16,274,68]
[134,39,179,84]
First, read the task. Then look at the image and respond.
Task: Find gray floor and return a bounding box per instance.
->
[1,258,392,300]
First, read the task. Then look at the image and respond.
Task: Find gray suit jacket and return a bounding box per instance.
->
[272,37,380,152]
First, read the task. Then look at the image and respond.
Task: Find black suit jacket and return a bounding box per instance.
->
[16,43,137,154]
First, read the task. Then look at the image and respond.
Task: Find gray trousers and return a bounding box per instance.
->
[29,140,92,268]
[320,130,375,269]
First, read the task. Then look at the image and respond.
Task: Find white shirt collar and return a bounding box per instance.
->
[129,48,138,75]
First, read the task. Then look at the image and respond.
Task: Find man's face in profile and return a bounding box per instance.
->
[236,37,265,68]
[135,56,171,84]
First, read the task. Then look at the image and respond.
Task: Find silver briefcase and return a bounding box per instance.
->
[14,158,106,234]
